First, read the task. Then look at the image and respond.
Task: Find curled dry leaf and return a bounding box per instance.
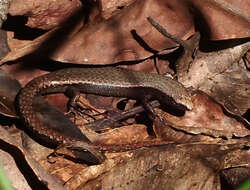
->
[0,127,65,190]
[9,0,83,30]
[180,41,250,88]
[203,62,250,116]
[187,0,250,39]
[51,0,194,65]
[153,118,216,144]
[1,0,195,65]
[67,144,236,190]
[157,91,250,138]
[2,0,250,67]
[180,41,250,115]
[0,128,32,190]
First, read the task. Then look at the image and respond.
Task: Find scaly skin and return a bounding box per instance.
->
[17,67,192,151]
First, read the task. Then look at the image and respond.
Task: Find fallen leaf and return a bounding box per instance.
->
[157,91,250,138]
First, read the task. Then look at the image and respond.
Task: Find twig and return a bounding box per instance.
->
[86,100,160,131]
[147,17,190,50]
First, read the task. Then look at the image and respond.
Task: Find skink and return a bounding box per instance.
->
[17,67,193,152]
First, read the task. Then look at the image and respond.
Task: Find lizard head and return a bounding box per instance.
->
[174,93,193,110]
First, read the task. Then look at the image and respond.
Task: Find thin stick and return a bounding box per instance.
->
[147,17,190,49]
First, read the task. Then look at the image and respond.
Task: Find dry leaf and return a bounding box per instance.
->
[157,91,250,138]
